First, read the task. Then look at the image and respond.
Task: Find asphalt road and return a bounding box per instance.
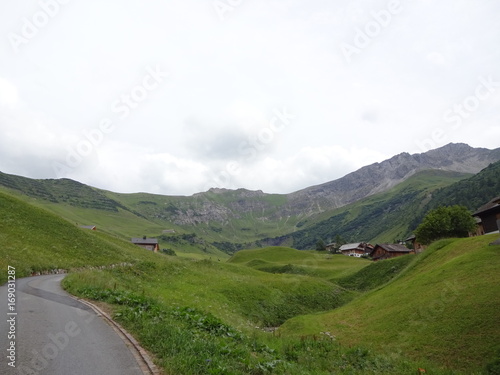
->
[0,274,145,375]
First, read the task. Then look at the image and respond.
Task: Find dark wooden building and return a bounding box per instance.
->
[131,237,159,252]
[472,197,500,235]
[370,243,414,261]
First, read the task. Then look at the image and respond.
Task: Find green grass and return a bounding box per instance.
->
[0,191,162,284]
[228,246,370,279]
[335,254,416,290]
[63,256,457,375]
[3,189,495,373]
[279,235,500,373]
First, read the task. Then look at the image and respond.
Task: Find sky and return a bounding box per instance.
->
[0,0,499,196]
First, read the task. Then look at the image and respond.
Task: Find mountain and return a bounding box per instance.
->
[261,169,472,249]
[1,143,499,252]
[283,143,500,216]
[263,158,500,249]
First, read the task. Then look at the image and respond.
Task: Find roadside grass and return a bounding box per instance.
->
[279,235,500,373]
[63,262,455,375]
[63,256,356,329]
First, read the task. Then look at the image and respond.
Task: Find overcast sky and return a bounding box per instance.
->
[0,0,499,196]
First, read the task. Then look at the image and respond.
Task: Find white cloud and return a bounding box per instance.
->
[0,0,499,195]
[0,77,19,107]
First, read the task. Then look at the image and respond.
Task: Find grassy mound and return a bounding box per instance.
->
[278,235,500,372]
[229,246,370,279]
[335,253,416,291]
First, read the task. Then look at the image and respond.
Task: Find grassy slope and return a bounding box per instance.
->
[0,190,161,284]
[278,235,500,372]
[229,246,370,280]
[3,189,494,373]
[0,169,471,254]
[285,170,471,249]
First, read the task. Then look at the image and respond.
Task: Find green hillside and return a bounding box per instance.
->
[229,246,370,279]
[0,190,161,284]
[279,235,500,372]
[3,185,497,373]
[407,160,500,230]
[267,169,471,248]
[0,168,472,256]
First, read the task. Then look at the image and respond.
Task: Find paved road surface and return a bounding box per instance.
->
[0,274,145,375]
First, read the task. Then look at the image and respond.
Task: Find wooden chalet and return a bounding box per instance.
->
[131,237,159,252]
[370,243,414,261]
[472,197,500,235]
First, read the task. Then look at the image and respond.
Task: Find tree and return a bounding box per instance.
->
[414,205,476,245]
[316,239,326,251]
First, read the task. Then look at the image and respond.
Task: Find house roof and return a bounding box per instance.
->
[374,243,412,253]
[473,196,500,216]
[131,238,158,245]
[339,242,363,251]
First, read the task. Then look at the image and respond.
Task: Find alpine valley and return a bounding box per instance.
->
[1,142,499,256]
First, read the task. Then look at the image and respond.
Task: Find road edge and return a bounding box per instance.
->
[73,297,162,375]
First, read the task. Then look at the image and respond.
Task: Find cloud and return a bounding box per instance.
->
[0,0,499,195]
[0,77,19,107]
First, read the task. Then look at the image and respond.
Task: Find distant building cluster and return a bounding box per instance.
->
[325,196,500,262]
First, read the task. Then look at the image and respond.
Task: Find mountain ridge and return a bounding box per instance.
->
[1,143,499,250]
[284,143,500,216]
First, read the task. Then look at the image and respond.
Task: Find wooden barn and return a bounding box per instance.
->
[472,197,500,235]
[370,243,414,261]
[131,237,159,252]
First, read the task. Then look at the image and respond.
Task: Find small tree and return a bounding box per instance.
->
[414,205,476,245]
[316,239,326,251]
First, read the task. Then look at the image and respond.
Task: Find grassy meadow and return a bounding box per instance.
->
[279,235,500,373]
[0,191,163,284]
[2,189,499,374]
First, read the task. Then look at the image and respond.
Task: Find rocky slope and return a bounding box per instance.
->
[283,143,500,217]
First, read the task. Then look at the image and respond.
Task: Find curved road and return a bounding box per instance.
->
[0,275,145,375]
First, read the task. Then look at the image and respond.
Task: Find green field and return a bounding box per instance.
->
[229,246,370,280]
[0,190,164,284]
[2,185,499,374]
[279,235,500,373]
